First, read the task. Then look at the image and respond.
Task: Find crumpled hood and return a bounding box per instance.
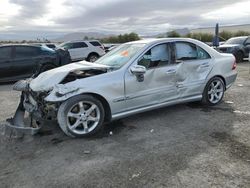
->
[30,61,109,92]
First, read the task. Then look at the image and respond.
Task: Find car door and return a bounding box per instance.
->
[12,46,40,78]
[174,42,213,98]
[0,46,13,81]
[70,42,88,61]
[124,43,179,111]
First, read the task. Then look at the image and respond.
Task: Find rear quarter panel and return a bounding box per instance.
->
[206,53,237,89]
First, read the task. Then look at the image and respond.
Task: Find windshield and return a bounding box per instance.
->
[225,37,247,45]
[58,42,68,48]
[95,43,146,68]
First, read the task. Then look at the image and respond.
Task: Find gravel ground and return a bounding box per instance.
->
[0,63,250,188]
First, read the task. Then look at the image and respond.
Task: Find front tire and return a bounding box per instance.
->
[57,95,105,138]
[202,77,225,106]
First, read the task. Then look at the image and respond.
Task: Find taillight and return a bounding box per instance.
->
[232,59,237,70]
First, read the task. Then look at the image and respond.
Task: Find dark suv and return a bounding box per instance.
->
[217,36,250,63]
[0,44,71,82]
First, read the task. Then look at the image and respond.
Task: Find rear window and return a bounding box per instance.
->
[90,41,102,46]
[60,42,88,49]
[15,46,39,58]
[0,47,12,60]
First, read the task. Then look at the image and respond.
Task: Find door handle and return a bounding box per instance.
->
[166,69,176,74]
[200,63,209,68]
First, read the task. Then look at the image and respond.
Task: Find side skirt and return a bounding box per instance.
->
[111,95,202,120]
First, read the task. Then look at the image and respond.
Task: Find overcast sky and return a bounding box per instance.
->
[0,0,250,39]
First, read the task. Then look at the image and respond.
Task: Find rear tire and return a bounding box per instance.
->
[234,51,243,63]
[57,95,105,138]
[202,77,225,106]
[87,54,99,62]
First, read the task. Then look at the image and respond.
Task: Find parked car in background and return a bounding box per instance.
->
[8,38,237,138]
[59,40,105,62]
[34,43,57,49]
[0,44,71,82]
[217,36,250,63]
[103,44,120,53]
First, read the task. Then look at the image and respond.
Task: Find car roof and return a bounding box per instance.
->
[0,44,41,48]
[127,37,207,45]
[229,36,249,39]
[66,40,101,43]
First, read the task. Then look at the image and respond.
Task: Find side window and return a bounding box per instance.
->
[46,44,56,49]
[175,42,197,60]
[138,44,170,69]
[0,47,12,60]
[15,47,39,58]
[175,42,210,61]
[72,42,88,49]
[90,41,101,46]
[245,37,250,45]
[197,46,211,59]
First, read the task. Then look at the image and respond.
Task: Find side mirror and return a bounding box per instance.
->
[130,65,146,82]
[130,65,146,75]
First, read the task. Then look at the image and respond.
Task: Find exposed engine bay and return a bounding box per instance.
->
[4,61,110,136]
[60,69,107,84]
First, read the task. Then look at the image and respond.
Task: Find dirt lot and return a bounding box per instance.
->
[0,63,250,188]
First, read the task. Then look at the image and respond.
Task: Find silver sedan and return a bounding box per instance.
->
[9,38,237,138]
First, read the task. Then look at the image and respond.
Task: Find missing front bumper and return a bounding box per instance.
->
[4,93,41,137]
[5,110,41,136]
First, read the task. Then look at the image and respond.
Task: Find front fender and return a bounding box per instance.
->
[45,87,101,103]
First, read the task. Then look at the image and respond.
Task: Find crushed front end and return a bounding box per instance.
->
[4,79,58,136]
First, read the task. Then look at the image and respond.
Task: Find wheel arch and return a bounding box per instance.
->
[234,50,244,62]
[87,52,99,59]
[207,75,226,90]
[81,92,111,122]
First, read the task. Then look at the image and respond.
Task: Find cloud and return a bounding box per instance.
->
[54,0,249,33]
[9,0,49,19]
[0,0,250,39]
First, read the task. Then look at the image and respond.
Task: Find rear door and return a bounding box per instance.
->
[0,46,13,81]
[12,46,40,78]
[69,42,88,61]
[174,42,213,98]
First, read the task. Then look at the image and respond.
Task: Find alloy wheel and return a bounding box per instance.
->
[208,80,224,104]
[66,101,100,135]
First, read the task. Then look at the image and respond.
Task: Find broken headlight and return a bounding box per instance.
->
[13,79,32,92]
[54,84,79,97]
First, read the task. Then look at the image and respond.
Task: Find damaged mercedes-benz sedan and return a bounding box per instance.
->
[6,38,237,138]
